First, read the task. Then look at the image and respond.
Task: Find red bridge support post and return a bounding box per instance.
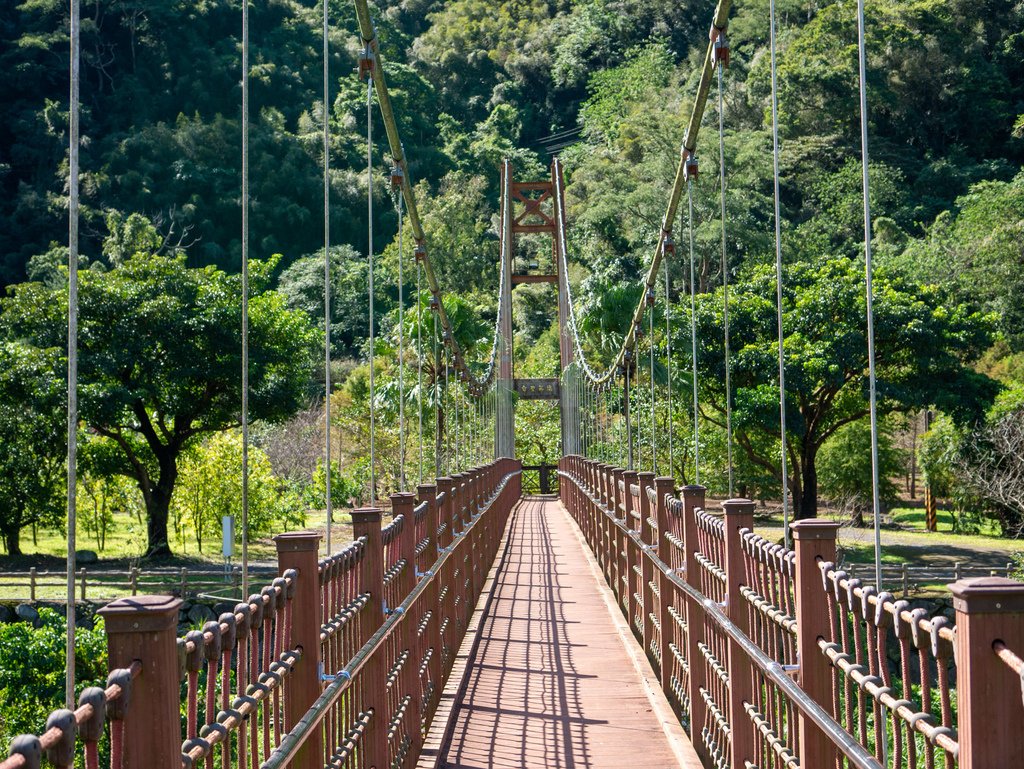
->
[791,519,841,769]
[680,485,709,766]
[352,507,387,768]
[654,475,676,700]
[98,595,183,767]
[722,499,756,768]
[275,531,324,769]
[950,576,1024,769]
[638,472,657,658]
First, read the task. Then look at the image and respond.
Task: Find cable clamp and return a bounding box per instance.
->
[319,664,353,684]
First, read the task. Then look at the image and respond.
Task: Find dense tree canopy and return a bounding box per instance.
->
[1,245,317,557]
[1,0,1023,550]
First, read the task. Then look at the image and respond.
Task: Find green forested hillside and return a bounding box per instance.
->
[2,0,1024,554]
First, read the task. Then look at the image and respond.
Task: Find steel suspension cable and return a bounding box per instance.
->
[717,51,735,497]
[417,258,423,483]
[664,250,673,480]
[857,0,884,620]
[443,342,449,475]
[397,191,406,490]
[768,0,791,548]
[433,306,440,477]
[649,297,657,474]
[322,0,333,556]
[625,361,634,470]
[241,0,251,596]
[366,76,376,504]
[687,180,701,486]
[66,0,81,708]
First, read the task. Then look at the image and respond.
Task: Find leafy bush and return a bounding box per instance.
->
[0,610,107,751]
[819,419,906,521]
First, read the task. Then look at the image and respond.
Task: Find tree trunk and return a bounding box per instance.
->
[797,446,819,519]
[3,526,21,556]
[143,454,178,559]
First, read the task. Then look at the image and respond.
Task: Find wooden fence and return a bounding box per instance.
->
[0,566,277,603]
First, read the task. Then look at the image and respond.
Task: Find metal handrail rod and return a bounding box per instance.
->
[557,470,883,769]
[260,470,520,769]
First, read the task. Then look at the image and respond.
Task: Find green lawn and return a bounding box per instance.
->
[889,506,1001,537]
[0,508,362,601]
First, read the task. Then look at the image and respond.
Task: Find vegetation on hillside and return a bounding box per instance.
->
[0,0,1022,555]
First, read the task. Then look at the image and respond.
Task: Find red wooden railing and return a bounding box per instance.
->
[1,459,521,769]
[559,455,1024,769]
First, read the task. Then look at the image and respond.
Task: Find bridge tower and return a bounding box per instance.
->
[495,159,579,458]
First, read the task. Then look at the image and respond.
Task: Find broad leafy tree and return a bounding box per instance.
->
[0,343,65,555]
[2,252,317,557]
[689,257,999,518]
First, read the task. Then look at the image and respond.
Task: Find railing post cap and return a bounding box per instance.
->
[417,483,436,496]
[273,530,323,552]
[722,498,755,515]
[637,471,656,481]
[437,476,453,487]
[390,491,416,503]
[98,595,182,632]
[351,507,384,525]
[682,484,706,494]
[791,519,841,541]
[623,469,639,480]
[949,576,1024,614]
[654,475,674,488]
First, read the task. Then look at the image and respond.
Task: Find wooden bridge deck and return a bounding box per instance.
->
[439,496,699,769]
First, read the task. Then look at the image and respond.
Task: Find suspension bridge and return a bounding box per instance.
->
[6,0,1024,767]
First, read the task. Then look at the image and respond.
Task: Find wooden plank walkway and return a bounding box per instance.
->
[440,496,699,769]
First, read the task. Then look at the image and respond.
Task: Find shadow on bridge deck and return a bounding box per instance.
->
[437,496,700,769]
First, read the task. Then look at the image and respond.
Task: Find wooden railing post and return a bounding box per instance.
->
[950,576,1024,769]
[638,472,656,656]
[391,492,417,601]
[791,519,842,769]
[612,468,626,609]
[274,531,324,769]
[436,477,453,547]
[654,476,675,696]
[417,482,442,718]
[598,462,610,581]
[680,484,708,764]
[390,490,423,759]
[722,498,756,768]
[98,595,183,766]
[623,470,639,627]
[351,507,388,767]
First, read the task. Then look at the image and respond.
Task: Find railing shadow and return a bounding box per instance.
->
[445,497,599,769]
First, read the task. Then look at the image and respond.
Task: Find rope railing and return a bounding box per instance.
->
[559,455,1024,769]
[0,661,139,769]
